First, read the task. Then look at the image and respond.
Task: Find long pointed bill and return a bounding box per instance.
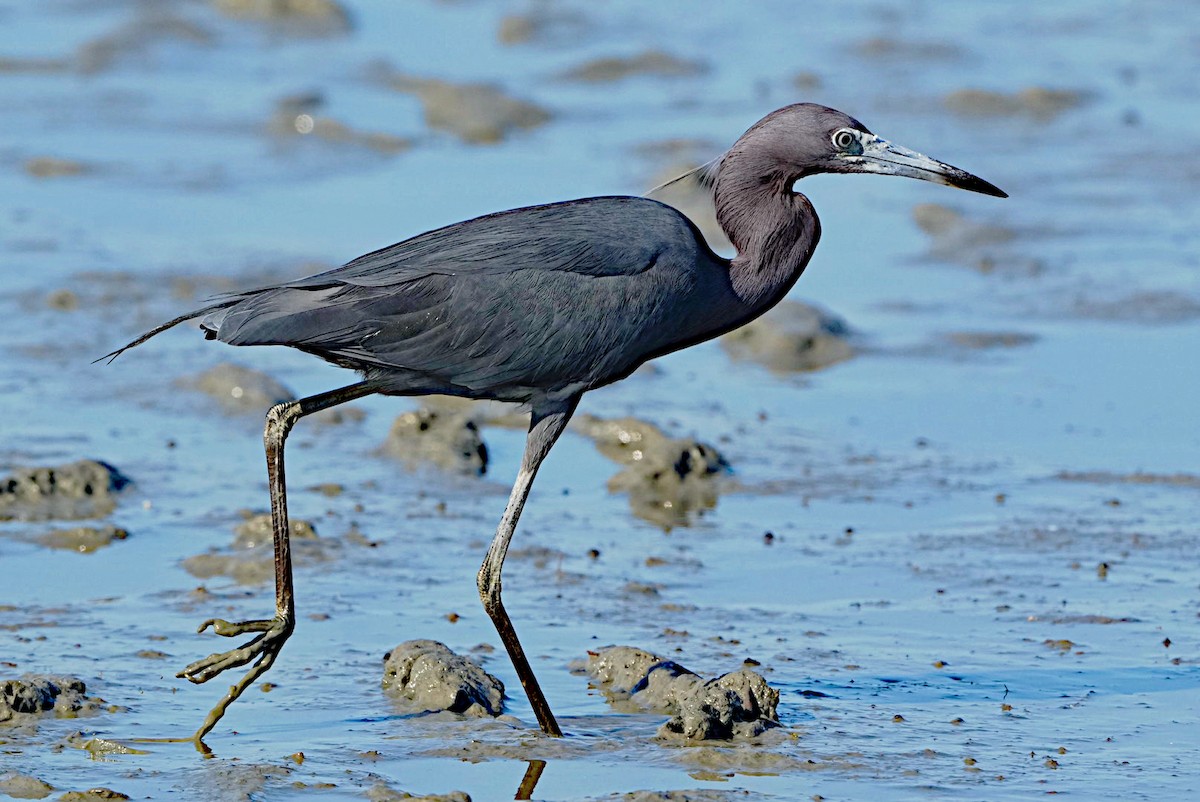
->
[845,134,1007,198]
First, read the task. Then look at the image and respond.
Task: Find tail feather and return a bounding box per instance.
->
[94,299,239,364]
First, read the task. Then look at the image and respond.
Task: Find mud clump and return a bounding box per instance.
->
[497,6,589,46]
[944,87,1088,119]
[182,512,328,585]
[212,0,351,36]
[911,203,1031,274]
[720,300,853,373]
[36,524,129,553]
[23,157,93,179]
[0,772,54,798]
[381,640,504,718]
[854,36,964,61]
[0,460,131,522]
[59,790,130,802]
[575,415,729,530]
[270,92,410,154]
[942,331,1038,350]
[0,676,106,724]
[379,407,489,476]
[183,362,295,414]
[560,50,707,83]
[367,785,471,802]
[376,67,551,145]
[582,646,779,741]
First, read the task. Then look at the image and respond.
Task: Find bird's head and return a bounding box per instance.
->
[723,103,1008,198]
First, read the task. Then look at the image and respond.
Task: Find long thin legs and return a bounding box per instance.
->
[178,381,376,743]
[477,397,580,737]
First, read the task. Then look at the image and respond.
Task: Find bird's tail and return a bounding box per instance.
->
[94,298,239,364]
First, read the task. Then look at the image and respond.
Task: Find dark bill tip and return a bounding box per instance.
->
[952,171,1008,199]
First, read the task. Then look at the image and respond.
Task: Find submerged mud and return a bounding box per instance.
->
[181,512,330,585]
[0,460,131,522]
[720,300,854,373]
[182,362,295,415]
[575,415,729,530]
[35,524,129,553]
[375,66,551,144]
[378,407,489,476]
[381,640,505,719]
[582,646,780,741]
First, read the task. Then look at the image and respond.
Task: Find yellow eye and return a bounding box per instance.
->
[833,129,856,150]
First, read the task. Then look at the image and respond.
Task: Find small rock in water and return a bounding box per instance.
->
[381,640,504,718]
[582,645,779,741]
[0,460,131,522]
[378,407,489,476]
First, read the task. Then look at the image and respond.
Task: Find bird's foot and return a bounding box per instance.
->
[177,615,292,685]
[176,614,293,742]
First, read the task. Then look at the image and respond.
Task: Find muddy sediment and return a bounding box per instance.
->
[381,640,505,718]
[375,67,551,144]
[720,300,854,373]
[943,86,1089,118]
[497,6,589,46]
[181,512,329,585]
[378,407,489,476]
[575,415,729,530]
[559,51,707,83]
[212,0,351,36]
[0,676,106,725]
[581,646,780,741]
[269,93,411,154]
[35,524,129,553]
[0,460,131,522]
[0,772,55,798]
[183,362,295,415]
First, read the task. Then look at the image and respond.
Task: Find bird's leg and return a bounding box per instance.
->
[478,397,579,737]
[178,381,375,742]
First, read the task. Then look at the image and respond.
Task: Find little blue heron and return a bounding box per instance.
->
[104,103,1005,742]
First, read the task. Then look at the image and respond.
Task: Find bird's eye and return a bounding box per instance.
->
[833,129,857,150]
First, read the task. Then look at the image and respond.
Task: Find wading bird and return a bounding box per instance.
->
[104,103,1005,742]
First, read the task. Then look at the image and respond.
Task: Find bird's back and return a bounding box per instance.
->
[203,196,740,402]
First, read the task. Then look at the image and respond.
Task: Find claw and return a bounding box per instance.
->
[175,614,294,741]
[198,617,274,637]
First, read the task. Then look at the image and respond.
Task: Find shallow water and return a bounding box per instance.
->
[2,1,1198,799]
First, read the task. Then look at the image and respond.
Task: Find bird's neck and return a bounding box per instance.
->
[714,161,821,311]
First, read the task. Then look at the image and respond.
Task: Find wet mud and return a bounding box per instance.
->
[183,362,295,415]
[375,66,551,145]
[719,300,854,373]
[181,512,330,585]
[0,460,131,522]
[575,415,729,530]
[559,51,707,83]
[35,524,129,553]
[582,646,779,741]
[3,1,1198,800]
[943,86,1089,119]
[0,772,55,798]
[0,676,107,725]
[213,0,352,37]
[381,640,505,719]
[378,408,489,476]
